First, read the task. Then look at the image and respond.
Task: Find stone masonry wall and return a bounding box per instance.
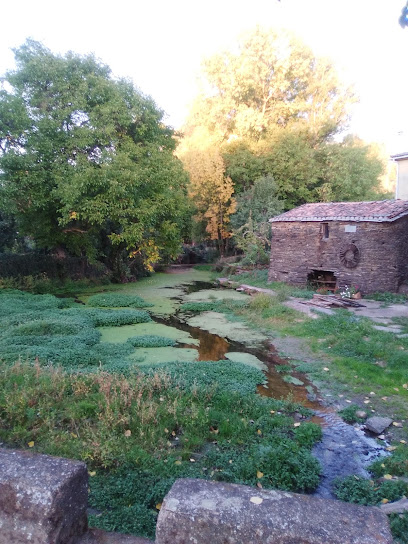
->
[268,217,408,294]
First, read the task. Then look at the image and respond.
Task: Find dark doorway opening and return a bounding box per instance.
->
[307,270,337,291]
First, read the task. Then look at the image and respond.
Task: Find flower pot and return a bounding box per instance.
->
[351,292,362,299]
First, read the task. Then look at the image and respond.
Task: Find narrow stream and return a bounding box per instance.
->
[153,280,387,498]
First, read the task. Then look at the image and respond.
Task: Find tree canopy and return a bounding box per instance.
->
[0,40,189,277]
[181,27,388,218]
[186,27,355,144]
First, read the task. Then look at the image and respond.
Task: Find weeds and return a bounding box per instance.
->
[0,360,322,539]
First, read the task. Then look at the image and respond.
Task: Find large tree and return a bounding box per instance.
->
[186,27,355,144]
[182,28,387,215]
[0,40,189,277]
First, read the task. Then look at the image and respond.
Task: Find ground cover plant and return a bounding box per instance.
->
[334,475,408,543]
[0,360,322,539]
[86,293,153,308]
[0,290,154,371]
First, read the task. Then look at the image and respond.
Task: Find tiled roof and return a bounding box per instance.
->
[269,200,408,223]
[391,152,408,161]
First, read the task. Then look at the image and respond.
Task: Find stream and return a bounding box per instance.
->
[150,277,386,499]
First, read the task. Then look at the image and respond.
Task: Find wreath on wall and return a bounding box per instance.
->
[339,244,360,268]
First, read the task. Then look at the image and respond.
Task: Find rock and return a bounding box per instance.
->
[380,498,408,515]
[0,448,88,544]
[355,410,367,419]
[156,478,393,544]
[78,529,153,544]
[365,416,393,434]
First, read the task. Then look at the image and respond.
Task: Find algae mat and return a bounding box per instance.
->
[182,289,250,303]
[185,311,268,347]
[131,346,199,364]
[99,322,199,346]
[224,352,267,371]
[84,268,213,316]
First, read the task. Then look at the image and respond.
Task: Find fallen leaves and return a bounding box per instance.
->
[256,471,264,479]
[124,430,131,437]
[27,441,34,448]
[250,496,263,505]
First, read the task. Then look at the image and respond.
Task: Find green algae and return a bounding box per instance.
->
[99,322,199,346]
[81,268,213,316]
[131,346,199,364]
[224,351,267,371]
[182,288,249,303]
[185,311,268,347]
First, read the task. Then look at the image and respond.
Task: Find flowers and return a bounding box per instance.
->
[336,284,360,299]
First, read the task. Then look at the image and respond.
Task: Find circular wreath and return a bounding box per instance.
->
[339,244,360,268]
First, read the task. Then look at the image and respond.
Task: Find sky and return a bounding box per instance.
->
[1,0,408,154]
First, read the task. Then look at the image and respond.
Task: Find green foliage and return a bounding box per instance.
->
[338,404,367,424]
[180,299,248,313]
[370,446,408,478]
[0,290,152,370]
[334,475,408,506]
[127,335,175,348]
[0,40,190,276]
[368,292,408,304]
[0,360,321,538]
[65,308,152,327]
[87,293,153,308]
[230,175,283,264]
[389,513,408,544]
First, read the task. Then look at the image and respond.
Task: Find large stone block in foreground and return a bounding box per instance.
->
[0,448,88,544]
[156,478,393,544]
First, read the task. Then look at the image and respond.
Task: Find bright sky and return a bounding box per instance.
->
[1,0,407,154]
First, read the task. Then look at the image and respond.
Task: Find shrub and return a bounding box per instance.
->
[338,404,367,424]
[127,336,176,348]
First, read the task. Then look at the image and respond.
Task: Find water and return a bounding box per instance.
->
[156,280,387,498]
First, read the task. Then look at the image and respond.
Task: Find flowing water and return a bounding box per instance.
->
[151,278,387,498]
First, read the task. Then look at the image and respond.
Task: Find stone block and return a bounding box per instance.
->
[0,448,88,544]
[156,478,393,544]
[365,416,393,434]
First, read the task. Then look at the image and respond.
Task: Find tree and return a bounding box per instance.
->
[186,27,355,144]
[230,175,283,265]
[177,128,236,255]
[0,40,189,278]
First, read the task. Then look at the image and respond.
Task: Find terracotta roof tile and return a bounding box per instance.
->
[270,200,408,223]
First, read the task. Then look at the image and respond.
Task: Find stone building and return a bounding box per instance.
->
[268,200,408,294]
[392,152,408,200]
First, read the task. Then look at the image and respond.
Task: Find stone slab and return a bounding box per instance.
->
[365,416,393,434]
[79,528,153,544]
[156,478,392,544]
[0,448,88,544]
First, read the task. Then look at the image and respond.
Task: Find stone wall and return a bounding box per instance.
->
[268,217,408,293]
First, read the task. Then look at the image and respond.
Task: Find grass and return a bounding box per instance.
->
[334,474,408,543]
[0,360,321,539]
[226,269,314,299]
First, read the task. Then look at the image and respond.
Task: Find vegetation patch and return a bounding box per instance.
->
[87,293,153,308]
[333,475,408,543]
[338,404,367,424]
[127,335,176,348]
[0,360,321,540]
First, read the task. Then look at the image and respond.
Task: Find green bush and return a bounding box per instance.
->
[334,475,408,506]
[338,404,367,424]
[127,336,175,348]
[370,446,408,478]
